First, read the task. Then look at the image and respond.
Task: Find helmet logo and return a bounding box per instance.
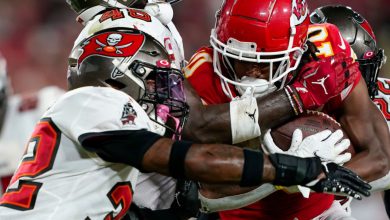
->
[78,32,145,66]
[292,0,308,24]
[363,51,375,59]
[96,34,133,54]
[121,100,138,125]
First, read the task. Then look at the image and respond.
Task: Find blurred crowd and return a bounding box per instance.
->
[0,0,389,94]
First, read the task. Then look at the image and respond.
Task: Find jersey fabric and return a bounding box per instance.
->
[184,23,360,220]
[309,23,361,110]
[374,77,390,125]
[0,86,64,195]
[0,87,158,219]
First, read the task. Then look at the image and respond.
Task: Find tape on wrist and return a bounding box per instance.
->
[230,95,261,144]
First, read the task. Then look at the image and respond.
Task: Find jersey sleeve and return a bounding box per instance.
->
[308,23,362,104]
[45,86,151,144]
[183,47,234,104]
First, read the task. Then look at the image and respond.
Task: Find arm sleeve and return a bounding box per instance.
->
[79,129,162,171]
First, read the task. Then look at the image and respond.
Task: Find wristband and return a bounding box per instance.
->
[240,149,264,187]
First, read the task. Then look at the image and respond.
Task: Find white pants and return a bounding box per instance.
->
[312,200,356,220]
[350,191,388,220]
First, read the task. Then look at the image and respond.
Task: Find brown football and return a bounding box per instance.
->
[270,110,355,155]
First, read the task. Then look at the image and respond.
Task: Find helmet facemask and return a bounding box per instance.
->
[358,48,387,98]
[211,31,305,98]
[130,60,188,139]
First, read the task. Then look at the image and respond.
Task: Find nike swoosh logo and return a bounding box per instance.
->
[338,32,346,50]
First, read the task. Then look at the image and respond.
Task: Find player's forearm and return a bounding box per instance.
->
[142,138,276,185]
[183,86,296,144]
[340,105,390,181]
[256,89,296,133]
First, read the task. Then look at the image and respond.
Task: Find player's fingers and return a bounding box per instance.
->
[310,129,332,141]
[263,129,284,154]
[334,139,351,154]
[290,129,303,151]
[325,129,344,145]
[334,153,351,165]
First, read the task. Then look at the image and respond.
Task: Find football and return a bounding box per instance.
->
[270,110,355,155]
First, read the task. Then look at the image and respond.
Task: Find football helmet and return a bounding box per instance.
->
[310,5,386,98]
[73,8,184,69]
[68,28,188,139]
[211,0,310,97]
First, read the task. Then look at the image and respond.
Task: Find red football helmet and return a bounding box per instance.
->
[211,0,310,97]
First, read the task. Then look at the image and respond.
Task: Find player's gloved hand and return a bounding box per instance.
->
[263,129,351,165]
[287,52,360,111]
[306,162,371,200]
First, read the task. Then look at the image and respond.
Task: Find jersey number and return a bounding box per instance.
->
[308,25,334,58]
[0,118,60,210]
[0,119,134,216]
[103,182,133,220]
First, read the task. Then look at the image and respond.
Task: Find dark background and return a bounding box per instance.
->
[0,0,389,93]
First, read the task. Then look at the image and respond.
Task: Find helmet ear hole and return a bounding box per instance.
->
[105,79,126,90]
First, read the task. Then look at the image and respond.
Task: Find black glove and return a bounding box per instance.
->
[307,162,371,200]
[170,179,201,219]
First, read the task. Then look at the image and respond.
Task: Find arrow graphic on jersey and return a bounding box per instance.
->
[337,32,346,50]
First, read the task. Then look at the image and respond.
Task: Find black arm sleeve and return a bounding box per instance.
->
[79,129,162,171]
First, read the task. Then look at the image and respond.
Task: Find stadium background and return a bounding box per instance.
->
[0,0,389,94]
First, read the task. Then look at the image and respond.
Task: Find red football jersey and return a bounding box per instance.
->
[184,23,360,220]
[309,23,362,111]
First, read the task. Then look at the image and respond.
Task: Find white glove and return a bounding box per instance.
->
[263,129,351,165]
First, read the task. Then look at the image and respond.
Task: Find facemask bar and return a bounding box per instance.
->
[358,48,387,98]
[210,29,304,94]
[130,60,188,139]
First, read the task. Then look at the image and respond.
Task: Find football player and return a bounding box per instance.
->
[0,20,370,219]
[184,0,390,219]
[0,53,64,196]
[310,5,389,219]
[67,1,188,216]
[65,1,384,218]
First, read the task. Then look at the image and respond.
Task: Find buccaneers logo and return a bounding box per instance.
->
[96,33,133,54]
[77,32,145,66]
[121,101,138,125]
[292,0,308,22]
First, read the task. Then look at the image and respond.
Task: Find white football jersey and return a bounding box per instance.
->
[0,86,160,219]
[374,77,390,128]
[0,86,64,194]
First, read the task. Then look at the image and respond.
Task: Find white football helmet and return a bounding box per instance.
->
[72,8,184,69]
[67,0,184,65]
